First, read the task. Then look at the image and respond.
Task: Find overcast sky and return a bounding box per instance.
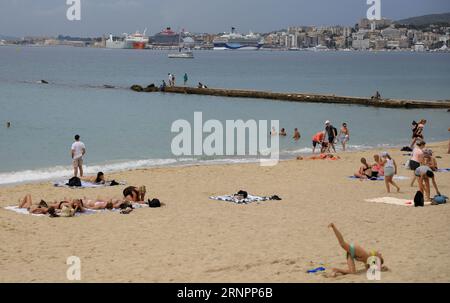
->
[1,0,449,37]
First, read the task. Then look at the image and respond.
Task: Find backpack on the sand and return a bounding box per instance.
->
[148,198,161,208]
[66,176,82,187]
[414,191,424,207]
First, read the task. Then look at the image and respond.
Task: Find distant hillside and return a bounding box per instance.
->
[0,35,19,41]
[395,12,450,26]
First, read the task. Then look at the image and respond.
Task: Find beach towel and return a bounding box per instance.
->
[53,180,126,188]
[365,197,432,207]
[348,176,409,181]
[209,194,281,204]
[437,168,450,173]
[4,203,147,217]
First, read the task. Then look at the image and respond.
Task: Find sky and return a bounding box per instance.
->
[1,0,449,37]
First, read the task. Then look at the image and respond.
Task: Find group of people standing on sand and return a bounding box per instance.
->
[311,120,350,153]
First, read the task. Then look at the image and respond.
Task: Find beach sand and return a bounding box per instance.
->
[0,142,449,282]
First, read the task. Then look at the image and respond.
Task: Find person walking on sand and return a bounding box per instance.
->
[71,134,86,177]
[327,223,388,277]
[381,152,400,193]
[293,128,301,141]
[410,140,426,187]
[183,73,188,86]
[324,120,337,153]
[338,122,350,151]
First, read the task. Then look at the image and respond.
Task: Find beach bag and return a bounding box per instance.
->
[66,176,81,187]
[414,191,424,207]
[110,180,119,186]
[432,195,448,204]
[401,146,413,152]
[148,198,161,208]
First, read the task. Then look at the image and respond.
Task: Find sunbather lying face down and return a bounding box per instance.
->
[328,223,388,277]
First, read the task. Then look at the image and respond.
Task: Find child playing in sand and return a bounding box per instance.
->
[328,223,388,277]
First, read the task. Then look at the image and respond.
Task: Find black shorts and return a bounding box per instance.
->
[312,141,319,147]
[409,160,420,170]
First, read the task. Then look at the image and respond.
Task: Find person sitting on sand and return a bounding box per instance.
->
[312,131,325,153]
[279,128,287,136]
[328,223,388,277]
[423,149,438,171]
[415,165,441,202]
[354,157,373,179]
[381,152,400,193]
[293,128,301,141]
[371,154,384,177]
[123,186,147,203]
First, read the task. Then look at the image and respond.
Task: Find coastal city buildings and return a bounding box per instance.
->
[1,17,449,52]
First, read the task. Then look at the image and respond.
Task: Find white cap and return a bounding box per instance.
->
[381,151,388,157]
[325,120,330,125]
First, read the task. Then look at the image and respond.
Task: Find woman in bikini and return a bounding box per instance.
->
[328,223,388,277]
[354,158,373,179]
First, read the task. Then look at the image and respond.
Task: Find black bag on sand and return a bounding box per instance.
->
[148,198,161,208]
[66,177,82,187]
[109,180,119,186]
[414,191,424,207]
[401,146,413,152]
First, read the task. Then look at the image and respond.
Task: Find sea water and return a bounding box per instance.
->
[0,46,449,184]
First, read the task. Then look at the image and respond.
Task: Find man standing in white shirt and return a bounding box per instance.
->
[71,134,86,177]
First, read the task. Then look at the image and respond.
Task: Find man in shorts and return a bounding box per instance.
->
[71,134,86,177]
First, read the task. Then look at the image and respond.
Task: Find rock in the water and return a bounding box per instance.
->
[103,84,115,89]
[130,85,144,92]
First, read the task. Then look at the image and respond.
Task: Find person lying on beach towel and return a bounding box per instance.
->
[18,194,84,217]
[210,190,281,204]
[54,173,123,188]
[297,154,340,161]
[327,223,388,277]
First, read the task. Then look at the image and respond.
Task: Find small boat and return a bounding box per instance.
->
[168,28,194,59]
[168,50,194,58]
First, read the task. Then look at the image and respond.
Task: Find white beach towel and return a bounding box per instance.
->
[365,197,432,207]
[4,203,147,217]
[209,194,280,204]
[348,175,410,181]
[53,180,126,188]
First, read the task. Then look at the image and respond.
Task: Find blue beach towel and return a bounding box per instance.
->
[437,168,450,173]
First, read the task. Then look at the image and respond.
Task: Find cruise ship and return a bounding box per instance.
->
[213,27,264,50]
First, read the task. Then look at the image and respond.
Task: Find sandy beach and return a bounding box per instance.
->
[0,141,449,283]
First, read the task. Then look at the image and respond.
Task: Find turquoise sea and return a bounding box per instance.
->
[0,46,449,184]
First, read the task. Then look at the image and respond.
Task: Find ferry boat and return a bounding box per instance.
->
[105,29,149,49]
[213,27,264,50]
